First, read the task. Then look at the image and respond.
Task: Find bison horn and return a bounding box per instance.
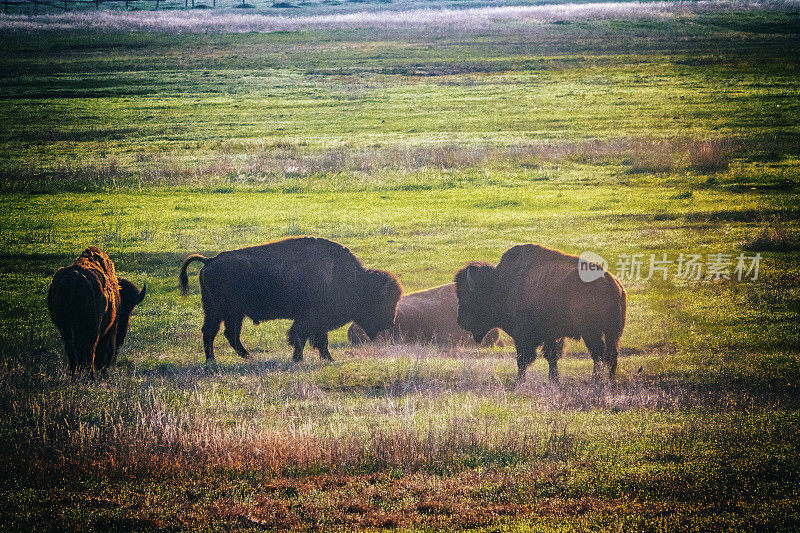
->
[466,268,477,292]
[136,283,147,305]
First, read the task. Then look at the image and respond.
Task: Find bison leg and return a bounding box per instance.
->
[73,330,100,380]
[287,322,307,362]
[223,314,249,359]
[542,338,564,383]
[310,332,333,361]
[584,333,606,379]
[95,331,117,378]
[515,344,537,384]
[201,314,222,362]
[604,332,620,379]
[59,329,77,380]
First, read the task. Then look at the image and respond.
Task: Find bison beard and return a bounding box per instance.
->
[47,247,146,379]
[454,244,626,383]
[179,237,403,363]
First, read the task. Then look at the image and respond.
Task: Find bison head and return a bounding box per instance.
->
[93,278,146,372]
[354,269,403,340]
[115,278,147,349]
[347,323,370,346]
[454,262,500,344]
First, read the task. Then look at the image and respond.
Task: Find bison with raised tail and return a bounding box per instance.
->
[179,237,403,363]
[347,283,503,347]
[48,247,147,379]
[454,244,626,383]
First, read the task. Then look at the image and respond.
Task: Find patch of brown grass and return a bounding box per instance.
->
[0,136,749,191]
[744,222,799,252]
[687,138,735,174]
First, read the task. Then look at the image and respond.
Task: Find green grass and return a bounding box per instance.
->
[1,7,800,532]
[1,13,799,190]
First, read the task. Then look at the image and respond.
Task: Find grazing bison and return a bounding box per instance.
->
[47,247,147,379]
[108,278,148,366]
[347,283,503,347]
[454,244,626,382]
[179,237,403,363]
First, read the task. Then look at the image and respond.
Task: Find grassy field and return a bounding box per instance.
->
[1,3,800,531]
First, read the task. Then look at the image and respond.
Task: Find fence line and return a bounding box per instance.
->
[3,0,236,13]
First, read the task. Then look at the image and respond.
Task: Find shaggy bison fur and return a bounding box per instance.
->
[47,247,146,379]
[179,237,403,362]
[347,283,502,347]
[454,244,626,382]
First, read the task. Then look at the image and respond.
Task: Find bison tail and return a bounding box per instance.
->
[179,254,208,296]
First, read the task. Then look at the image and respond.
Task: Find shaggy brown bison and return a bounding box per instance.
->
[347,283,503,347]
[454,244,626,382]
[48,247,146,379]
[179,237,403,363]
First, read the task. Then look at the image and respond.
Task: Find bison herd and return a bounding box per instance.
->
[49,237,627,383]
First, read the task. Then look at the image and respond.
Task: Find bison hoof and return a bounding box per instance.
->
[203,359,218,373]
[237,350,249,359]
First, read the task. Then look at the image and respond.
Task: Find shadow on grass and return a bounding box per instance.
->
[0,251,199,279]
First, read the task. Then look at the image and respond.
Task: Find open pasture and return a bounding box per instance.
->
[1,2,800,531]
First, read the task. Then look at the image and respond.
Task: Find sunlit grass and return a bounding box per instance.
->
[1,6,799,531]
[1,10,799,192]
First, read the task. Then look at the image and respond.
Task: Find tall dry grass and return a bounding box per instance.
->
[0,342,753,484]
[3,378,574,479]
[0,137,746,191]
[1,2,783,34]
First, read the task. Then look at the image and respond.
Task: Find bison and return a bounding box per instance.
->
[48,247,147,379]
[347,283,503,347]
[179,237,403,363]
[454,244,626,383]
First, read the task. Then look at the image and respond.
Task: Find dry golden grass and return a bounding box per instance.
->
[1,137,748,191]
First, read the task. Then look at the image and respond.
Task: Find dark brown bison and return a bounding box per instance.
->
[347,283,503,347]
[454,244,626,382]
[47,247,146,379]
[179,237,403,363]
